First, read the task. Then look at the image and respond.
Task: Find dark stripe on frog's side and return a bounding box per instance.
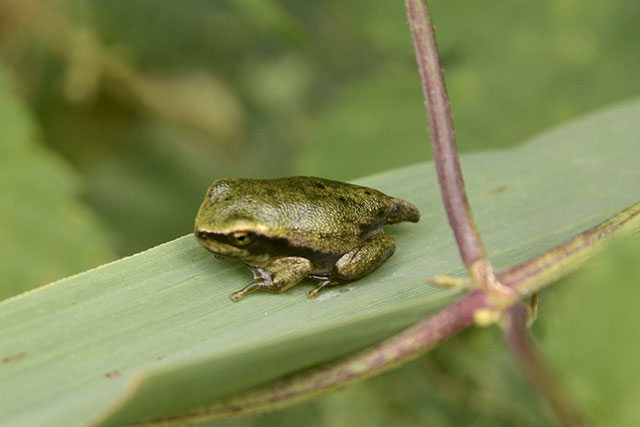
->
[202,231,345,271]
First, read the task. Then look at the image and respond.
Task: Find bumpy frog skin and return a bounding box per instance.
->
[194,176,420,301]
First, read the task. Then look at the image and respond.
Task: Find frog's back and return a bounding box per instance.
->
[203,176,418,253]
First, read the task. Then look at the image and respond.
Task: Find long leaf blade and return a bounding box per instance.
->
[1,99,640,426]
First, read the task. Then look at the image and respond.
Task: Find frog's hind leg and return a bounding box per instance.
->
[230,257,313,302]
[308,234,396,299]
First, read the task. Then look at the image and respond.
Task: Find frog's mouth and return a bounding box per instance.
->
[194,229,250,258]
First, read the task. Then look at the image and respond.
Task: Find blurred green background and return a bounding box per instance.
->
[1,0,639,425]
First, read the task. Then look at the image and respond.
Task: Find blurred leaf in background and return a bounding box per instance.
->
[2,0,639,264]
[535,237,640,426]
[0,68,115,300]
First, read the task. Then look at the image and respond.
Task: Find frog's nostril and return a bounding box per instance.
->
[196,230,209,239]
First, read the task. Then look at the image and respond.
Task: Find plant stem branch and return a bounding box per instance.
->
[405,0,486,269]
[499,201,640,294]
[144,291,489,425]
[503,304,585,426]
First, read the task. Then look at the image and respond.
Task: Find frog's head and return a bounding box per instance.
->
[194,227,256,258]
[194,179,276,259]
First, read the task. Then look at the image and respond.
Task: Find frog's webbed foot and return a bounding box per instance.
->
[230,279,266,302]
[230,257,313,302]
[307,280,339,299]
[307,234,396,299]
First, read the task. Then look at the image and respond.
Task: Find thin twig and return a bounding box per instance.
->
[499,201,640,294]
[142,291,489,425]
[406,1,585,422]
[405,0,486,269]
[503,304,585,426]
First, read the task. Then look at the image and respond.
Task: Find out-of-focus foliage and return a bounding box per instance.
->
[0,69,115,300]
[2,0,639,260]
[1,0,639,425]
[537,237,640,426]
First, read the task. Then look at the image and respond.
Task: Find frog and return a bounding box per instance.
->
[194,176,420,302]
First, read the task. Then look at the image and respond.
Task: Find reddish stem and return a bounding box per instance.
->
[405,0,486,269]
[145,291,489,425]
[503,304,585,426]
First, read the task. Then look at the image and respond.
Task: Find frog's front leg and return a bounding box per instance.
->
[230,257,313,302]
[308,234,396,298]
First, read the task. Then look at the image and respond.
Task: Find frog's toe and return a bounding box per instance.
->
[308,280,337,299]
[230,279,265,302]
[230,291,244,302]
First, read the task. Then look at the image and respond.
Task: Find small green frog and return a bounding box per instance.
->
[194,177,420,301]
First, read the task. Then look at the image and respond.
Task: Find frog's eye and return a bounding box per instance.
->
[230,231,253,246]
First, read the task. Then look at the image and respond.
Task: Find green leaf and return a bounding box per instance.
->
[0,68,116,300]
[536,237,640,426]
[2,98,640,426]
